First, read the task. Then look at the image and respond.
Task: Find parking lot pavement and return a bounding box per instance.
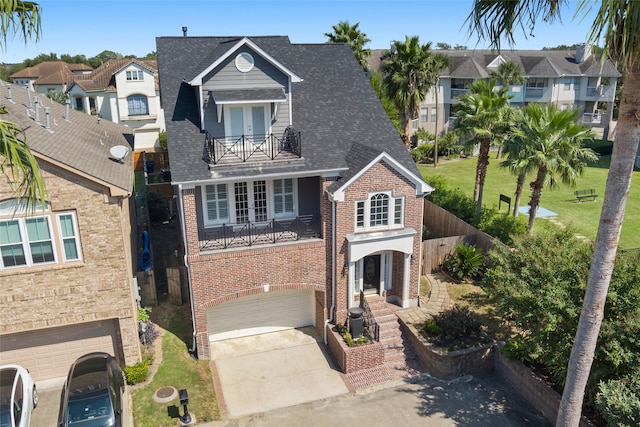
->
[199,372,551,427]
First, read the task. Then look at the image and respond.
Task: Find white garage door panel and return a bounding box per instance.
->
[208,290,314,342]
[0,320,118,381]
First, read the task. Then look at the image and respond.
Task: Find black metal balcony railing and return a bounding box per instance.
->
[205,126,301,165]
[198,214,320,251]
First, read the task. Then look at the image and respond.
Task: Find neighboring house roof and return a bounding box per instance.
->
[156,36,422,188]
[368,48,621,78]
[0,81,134,195]
[10,61,92,88]
[70,59,159,92]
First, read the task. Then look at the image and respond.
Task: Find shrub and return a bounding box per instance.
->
[336,323,370,347]
[411,143,434,163]
[443,243,484,281]
[137,307,150,322]
[124,362,149,385]
[479,212,527,246]
[594,376,640,427]
[421,305,488,350]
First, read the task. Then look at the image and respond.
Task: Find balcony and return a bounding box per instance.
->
[205,126,301,165]
[198,214,321,252]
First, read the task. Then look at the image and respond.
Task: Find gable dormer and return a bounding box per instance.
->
[486,54,507,70]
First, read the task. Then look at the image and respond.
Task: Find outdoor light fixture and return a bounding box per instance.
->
[179,388,192,424]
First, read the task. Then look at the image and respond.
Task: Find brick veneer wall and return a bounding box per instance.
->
[0,161,141,366]
[326,326,385,373]
[331,160,423,324]
[182,187,329,359]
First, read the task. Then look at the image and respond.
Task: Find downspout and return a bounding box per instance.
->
[177,184,198,355]
[324,197,337,344]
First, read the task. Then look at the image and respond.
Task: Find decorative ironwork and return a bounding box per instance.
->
[205,126,301,165]
[360,291,380,341]
[198,214,320,251]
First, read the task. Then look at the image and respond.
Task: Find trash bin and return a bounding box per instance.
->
[348,307,364,339]
[161,168,171,182]
[146,160,154,173]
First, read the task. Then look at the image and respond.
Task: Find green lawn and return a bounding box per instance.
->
[418,154,640,250]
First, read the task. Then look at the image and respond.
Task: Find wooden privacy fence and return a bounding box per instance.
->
[421,200,495,274]
[167,267,189,305]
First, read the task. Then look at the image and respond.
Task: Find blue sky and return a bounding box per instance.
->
[2,0,599,63]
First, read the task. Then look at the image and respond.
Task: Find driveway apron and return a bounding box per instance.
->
[210,327,349,417]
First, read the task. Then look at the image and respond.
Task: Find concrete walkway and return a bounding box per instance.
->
[398,272,451,327]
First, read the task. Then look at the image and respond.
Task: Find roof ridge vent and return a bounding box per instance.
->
[34,96,40,123]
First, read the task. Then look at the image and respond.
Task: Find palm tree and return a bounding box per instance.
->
[324,21,371,70]
[499,115,536,218]
[468,1,640,424]
[490,60,524,158]
[431,53,451,168]
[0,1,46,209]
[490,59,524,90]
[382,36,442,148]
[515,103,597,234]
[454,78,513,217]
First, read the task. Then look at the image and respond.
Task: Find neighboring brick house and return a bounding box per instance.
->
[0,82,141,380]
[10,61,92,94]
[369,44,621,140]
[156,35,432,362]
[67,59,166,152]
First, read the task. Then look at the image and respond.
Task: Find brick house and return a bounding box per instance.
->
[0,82,141,380]
[156,35,432,363]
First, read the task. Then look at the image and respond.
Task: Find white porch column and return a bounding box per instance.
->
[347,261,355,308]
[402,253,411,307]
[84,95,91,114]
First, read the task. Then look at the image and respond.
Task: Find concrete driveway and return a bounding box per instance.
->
[210,327,349,418]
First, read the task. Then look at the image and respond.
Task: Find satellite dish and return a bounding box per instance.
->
[109,145,130,162]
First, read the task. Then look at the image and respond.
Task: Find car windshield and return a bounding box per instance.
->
[67,389,114,427]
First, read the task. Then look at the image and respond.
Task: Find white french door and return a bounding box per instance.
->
[226,104,268,140]
[233,180,268,224]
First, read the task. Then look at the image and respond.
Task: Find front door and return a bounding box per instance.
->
[233,180,268,224]
[363,255,380,294]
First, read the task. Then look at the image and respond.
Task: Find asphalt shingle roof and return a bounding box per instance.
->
[1,81,134,193]
[156,36,419,187]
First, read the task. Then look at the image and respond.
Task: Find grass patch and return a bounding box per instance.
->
[419,154,640,249]
[132,323,220,425]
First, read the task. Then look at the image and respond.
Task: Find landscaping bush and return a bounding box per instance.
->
[421,305,489,350]
[411,143,434,163]
[583,138,613,156]
[124,361,149,385]
[594,376,640,427]
[478,212,527,246]
[443,243,484,281]
[336,323,370,347]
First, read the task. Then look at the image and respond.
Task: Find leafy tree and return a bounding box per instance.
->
[453,44,468,50]
[142,51,157,60]
[435,42,451,50]
[0,0,46,209]
[483,229,640,424]
[382,36,447,148]
[454,78,513,218]
[87,50,122,68]
[467,0,640,418]
[512,103,597,234]
[369,70,401,134]
[45,90,68,105]
[324,21,371,70]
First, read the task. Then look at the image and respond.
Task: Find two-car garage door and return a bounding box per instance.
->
[0,320,119,381]
[207,290,315,342]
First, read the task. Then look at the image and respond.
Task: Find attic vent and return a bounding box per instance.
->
[235,52,255,73]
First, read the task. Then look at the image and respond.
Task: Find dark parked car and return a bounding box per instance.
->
[57,353,124,427]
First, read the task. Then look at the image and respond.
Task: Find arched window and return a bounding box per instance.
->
[127,95,149,116]
[355,192,404,231]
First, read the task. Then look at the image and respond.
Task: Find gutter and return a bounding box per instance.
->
[177,183,198,355]
[324,197,336,344]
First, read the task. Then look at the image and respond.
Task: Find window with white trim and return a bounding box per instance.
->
[355,192,404,231]
[273,179,295,217]
[127,95,149,116]
[126,70,144,81]
[0,200,81,270]
[204,184,229,224]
